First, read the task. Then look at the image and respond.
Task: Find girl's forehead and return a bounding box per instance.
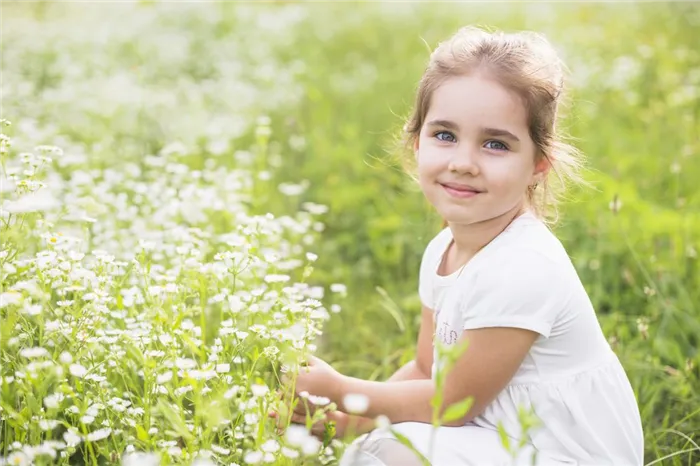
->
[427,75,528,130]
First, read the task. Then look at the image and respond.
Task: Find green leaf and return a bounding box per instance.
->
[497,421,512,454]
[136,425,149,442]
[375,286,405,332]
[155,400,193,442]
[322,421,336,447]
[440,397,474,424]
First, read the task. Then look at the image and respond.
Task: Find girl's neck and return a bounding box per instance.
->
[447,204,527,265]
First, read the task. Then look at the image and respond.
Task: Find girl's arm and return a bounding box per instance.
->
[388,306,435,381]
[336,306,435,435]
[337,326,539,427]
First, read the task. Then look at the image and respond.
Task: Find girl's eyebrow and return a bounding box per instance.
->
[426,119,460,131]
[426,120,520,143]
[482,127,520,142]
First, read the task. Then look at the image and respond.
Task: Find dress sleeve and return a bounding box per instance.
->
[418,241,435,310]
[419,229,450,310]
[459,249,571,338]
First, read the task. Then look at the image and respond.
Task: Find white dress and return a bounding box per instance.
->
[340,211,644,466]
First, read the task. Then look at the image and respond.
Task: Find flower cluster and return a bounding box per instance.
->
[0,118,340,464]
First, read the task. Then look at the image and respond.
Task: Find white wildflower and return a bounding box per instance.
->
[261,439,279,453]
[43,393,63,409]
[3,190,60,213]
[301,202,328,215]
[164,283,178,294]
[307,395,331,406]
[210,444,230,455]
[86,428,111,442]
[39,419,59,431]
[244,451,263,464]
[278,182,308,196]
[224,386,240,399]
[285,425,308,447]
[0,291,22,308]
[301,436,321,456]
[281,446,299,459]
[192,458,216,466]
[175,358,197,370]
[251,384,269,397]
[264,274,290,283]
[174,386,192,396]
[228,295,244,313]
[330,283,347,295]
[21,303,42,316]
[343,393,369,414]
[158,334,173,345]
[215,364,230,373]
[122,452,160,466]
[19,347,49,359]
[69,364,87,378]
[4,452,30,466]
[308,286,324,299]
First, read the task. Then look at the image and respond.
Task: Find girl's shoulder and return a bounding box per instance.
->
[421,225,453,262]
[485,212,572,268]
[461,212,579,295]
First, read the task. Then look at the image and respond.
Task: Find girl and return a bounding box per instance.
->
[281,26,644,465]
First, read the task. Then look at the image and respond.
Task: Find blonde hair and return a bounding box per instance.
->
[401,26,585,225]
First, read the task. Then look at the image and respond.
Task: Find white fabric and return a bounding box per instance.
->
[340,422,542,466]
[411,211,644,465]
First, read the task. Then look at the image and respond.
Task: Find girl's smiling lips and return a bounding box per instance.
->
[439,181,484,198]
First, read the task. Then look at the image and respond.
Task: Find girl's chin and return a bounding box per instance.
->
[436,210,481,225]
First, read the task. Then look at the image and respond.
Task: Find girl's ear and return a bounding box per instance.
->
[533,155,552,183]
[413,138,420,157]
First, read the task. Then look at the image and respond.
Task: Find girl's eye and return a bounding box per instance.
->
[484,140,509,151]
[434,131,456,143]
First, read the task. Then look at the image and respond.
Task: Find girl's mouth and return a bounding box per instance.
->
[440,183,482,199]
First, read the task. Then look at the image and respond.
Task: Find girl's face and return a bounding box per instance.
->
[415,74,546,226]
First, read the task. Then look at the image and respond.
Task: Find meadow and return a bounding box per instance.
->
[1,1,698,465]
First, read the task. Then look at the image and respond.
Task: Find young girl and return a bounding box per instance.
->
[282,26,644,465]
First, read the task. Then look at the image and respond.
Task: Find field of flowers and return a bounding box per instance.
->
[1,1,699,465]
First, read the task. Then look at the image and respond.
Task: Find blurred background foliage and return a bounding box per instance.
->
[3,1,699,463]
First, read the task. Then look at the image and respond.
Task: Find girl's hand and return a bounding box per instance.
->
[271,407,350,440]
[298,410,349,440]
[284,356,347,404]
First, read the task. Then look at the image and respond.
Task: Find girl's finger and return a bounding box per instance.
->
[290,412,308,425]
[293,403,311,416]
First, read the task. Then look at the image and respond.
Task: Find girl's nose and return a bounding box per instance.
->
[447,147,480,176]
